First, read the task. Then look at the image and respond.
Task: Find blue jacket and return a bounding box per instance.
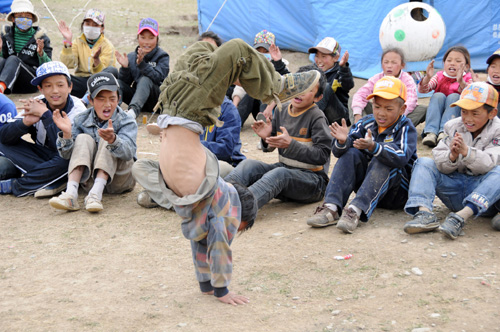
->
[0,93,16,128]
[200,97,245,166]
[56,106,137,161]
[118,46,170,86]
[332,114,418,175]
[0,96,75,152]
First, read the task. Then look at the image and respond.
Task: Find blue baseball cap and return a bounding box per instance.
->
[31,61,71,86]
[138,18,159,36]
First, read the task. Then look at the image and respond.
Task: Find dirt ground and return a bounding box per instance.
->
[1,1,499,331]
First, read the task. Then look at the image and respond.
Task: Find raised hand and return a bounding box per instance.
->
[19,98,48,126]
[92,47,102,67]
[136,47,145,65]
[339,50,349,67]
[425,60,435,78]
[265,126,292,148]
[269,43,282,62]
[98,119,116,144]
[36,39,44,56]
[52,109,72,138]
[329,118,349,144]
[353,128,375,151]
[58,20,73,41]
[115,51,129,68]
[251,116,272,140]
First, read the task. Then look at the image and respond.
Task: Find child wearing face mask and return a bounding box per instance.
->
[115,18,170,118]
[58,8,118,98]
[0,0,52,94]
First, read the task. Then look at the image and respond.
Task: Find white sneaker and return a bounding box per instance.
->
[49,192,80,211]
[35,183,66,198]
[84,193,103,213]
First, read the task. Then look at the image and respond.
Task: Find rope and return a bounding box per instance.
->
[205,0,228,32]
[69,0,93,28]
[39,0,59,26]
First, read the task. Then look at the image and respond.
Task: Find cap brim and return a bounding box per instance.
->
[308,46,333,54]
[366,91,399,101]
[31,72,70,86]
[253,43,270,51]
[90,85,118,99]
[7,12,39,23]
[450,99,484,110]
[487,54,500,65]
[138,27,159,36]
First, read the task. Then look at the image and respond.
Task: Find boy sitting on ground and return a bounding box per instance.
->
[224,67,331,210]
[155,38,320,305]
[306,76,417,233]
[403,82,500,239]
[0,61,86,197]
[49,72,137,212]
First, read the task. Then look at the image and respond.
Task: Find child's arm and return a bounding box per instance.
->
[336,52,355,92]
[116,51,134,85]
[401,72,418,114]
[91,41,116,74]
[351,74,381,119]
[104,112,138,160]
[138,51,170,85]
[53,109,81,159]
[252,116,274,152]
[331,118,366,157]
[418,61,437,93]
[370,121,418,168]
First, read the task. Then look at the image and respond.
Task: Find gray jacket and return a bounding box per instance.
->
[433,116,500,176]
[56,106,137,161]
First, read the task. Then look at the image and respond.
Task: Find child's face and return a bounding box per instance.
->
[202,37,218,47]
[138,30,158,54]
[314,52,338,71]
[461,106,497,137]
[90,90,119,122]
[256,46,269,54]
[444,51,468,77]
[488,58,500,85]
[372,96,406,127]
[290,84,322,112]
[382,52,404,77]
[38,75,72,111]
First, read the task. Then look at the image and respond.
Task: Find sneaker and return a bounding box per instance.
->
[336,207,360,234]
[146,123,161,135]
[49,192,80,211]
[439,212,465,240]
[137,190,159,208]
[422,133,437,148]
[307,204,339,227]
[403,211,439,234]
[84,193,103,213]
[277,70,321,104]
[437,132,446,143]
[0,179,12,194]
[491,214,500,231]
[34,183,66,198]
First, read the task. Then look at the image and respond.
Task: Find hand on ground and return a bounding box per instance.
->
[216,292,250,306]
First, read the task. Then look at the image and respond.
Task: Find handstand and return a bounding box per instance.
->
[156,38,319,305]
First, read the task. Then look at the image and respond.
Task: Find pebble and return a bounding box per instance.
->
[441,253,447,258]
[292,306,296,309]
[411,267,423,276]
[404,271,411,276]
[398,292,403,296]
[337,249,342,252]
[272,232,283,236]
[336,297,343,301]
[292,296,300,300]
[293,211,298,214]
[177,323,187,327]
[401,239,408,243]
[429,242,434,246]
[243,142,248,146]
[242,149,248,153]
[331,310,341,316]
[450,252,457,257]
[326,324,333,330]
[453,274,458,279]
[430,313,441,318]
[411,328,431,332]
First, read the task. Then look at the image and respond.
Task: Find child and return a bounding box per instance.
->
[156,38,319,305]
[225,67,331,210]
[115,18,170,118]
[403,82,500,239]
[486,48,500,109]
[351,48,423,126]
[58,8,118,98]
[0,61,86,197]
[306,76,417,233]
[308,37,354,125]
[49,72,137,212]
[0,0,52,94]
[420,46,473,147]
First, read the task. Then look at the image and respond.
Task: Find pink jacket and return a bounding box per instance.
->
[419,71,473,96]
[352,71,418,116]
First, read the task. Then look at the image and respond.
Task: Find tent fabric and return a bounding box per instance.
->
[0,0,12,14]
[198,0,500,79]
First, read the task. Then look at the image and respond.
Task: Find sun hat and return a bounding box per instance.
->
[6,0,38,23]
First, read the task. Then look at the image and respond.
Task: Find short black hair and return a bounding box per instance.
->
[297,64,326,98]
[199,31,223,47]
[484,104,495,113]
[231,182,257,231]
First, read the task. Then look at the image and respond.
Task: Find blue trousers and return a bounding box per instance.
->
[0,140,68,196]
[404,157,500,216]
[324,148,409,221]
[423,92,460,135]
[224,159,327,209]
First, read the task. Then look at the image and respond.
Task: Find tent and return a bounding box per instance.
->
[198,0,500,78]
[0,0,12,14]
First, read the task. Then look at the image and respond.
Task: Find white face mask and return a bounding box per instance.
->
[83,26,101,40]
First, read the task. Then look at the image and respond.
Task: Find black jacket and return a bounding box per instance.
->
[118,46,170,86]
[1,25,52,70]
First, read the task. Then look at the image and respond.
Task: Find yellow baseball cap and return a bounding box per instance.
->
[451,82,499,110]
[367,76,407,102]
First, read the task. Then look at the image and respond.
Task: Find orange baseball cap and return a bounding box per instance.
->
[367,76,407,102]
[451,82,499,110]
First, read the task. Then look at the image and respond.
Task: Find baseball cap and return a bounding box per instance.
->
[84,8,105,26]
[87,72,119,99]
[253,30,275,51]
[138,18,159,36]
[451,82,499,110]
[367,76,407,102]
[31,61,71,86]
[486,48,500,65]
[308,37,340,55]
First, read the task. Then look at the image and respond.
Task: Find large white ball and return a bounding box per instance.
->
[379,2,446,62]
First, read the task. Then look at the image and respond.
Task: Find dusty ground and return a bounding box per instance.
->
[1,1,499,331]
